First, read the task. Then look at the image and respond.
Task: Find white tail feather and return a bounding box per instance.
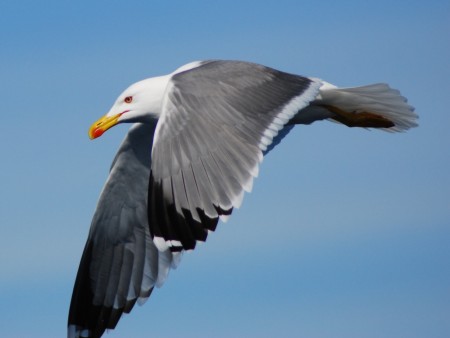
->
[315,81,418,132]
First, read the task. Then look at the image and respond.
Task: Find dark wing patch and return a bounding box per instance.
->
[68,123,178,338]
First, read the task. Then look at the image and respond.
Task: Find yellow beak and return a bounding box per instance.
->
[88,113,122,139]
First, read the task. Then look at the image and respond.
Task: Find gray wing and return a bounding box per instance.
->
[149,60,322,252]
[68,123,181,338]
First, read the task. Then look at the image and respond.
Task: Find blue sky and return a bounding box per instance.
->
[0,0,449,337]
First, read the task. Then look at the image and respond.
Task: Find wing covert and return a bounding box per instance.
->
[149,60,322,252]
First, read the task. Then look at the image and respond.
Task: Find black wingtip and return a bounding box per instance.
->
[68,240,139,338]
[148,171,218,251]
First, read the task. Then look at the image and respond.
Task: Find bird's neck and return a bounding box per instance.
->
[136,75,172,121]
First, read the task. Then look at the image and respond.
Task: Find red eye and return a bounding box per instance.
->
[124,96,133,103]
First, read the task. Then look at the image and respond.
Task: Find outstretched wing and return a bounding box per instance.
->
[149,60,322,252]
[68,123,181,338]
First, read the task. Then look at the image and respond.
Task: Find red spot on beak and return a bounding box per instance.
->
[93,128,104,138]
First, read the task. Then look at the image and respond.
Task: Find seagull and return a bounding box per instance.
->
[68,60,417,338]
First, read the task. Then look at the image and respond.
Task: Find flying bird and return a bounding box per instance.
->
[68,60,417,338]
